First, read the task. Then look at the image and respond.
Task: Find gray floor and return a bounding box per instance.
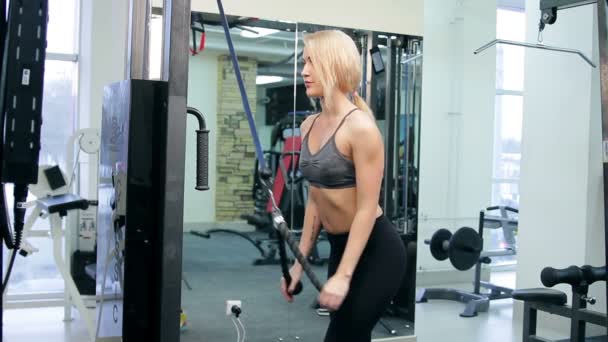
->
[180,231,414,341]
[2,232,603,342]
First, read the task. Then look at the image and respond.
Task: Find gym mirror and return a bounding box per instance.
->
[414,0,522,339]
[283,23,421,341]
[151,10,422,341]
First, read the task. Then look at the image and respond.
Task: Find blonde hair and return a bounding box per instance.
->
[303,30,373,116]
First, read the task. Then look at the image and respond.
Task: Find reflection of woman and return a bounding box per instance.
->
[279,30,407,342]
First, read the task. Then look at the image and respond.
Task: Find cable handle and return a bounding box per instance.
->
[272,209,323,292]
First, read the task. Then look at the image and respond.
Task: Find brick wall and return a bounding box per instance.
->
[215,56,257,221]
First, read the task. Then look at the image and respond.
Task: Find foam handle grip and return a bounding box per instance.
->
[541,265,583,288]
[283,270,303,295]
[196,129,210,191]
[275,220,323,293]
[581,265,607,285]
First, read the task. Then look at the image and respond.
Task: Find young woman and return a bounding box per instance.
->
[279,30,407,342]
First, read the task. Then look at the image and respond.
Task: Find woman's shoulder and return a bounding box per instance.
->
[300,113,321,136]
[343,109,377,132]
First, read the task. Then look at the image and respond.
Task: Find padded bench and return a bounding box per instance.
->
[512,288,606,342]
[512,288,567,306]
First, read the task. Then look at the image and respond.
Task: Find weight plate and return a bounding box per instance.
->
[449,227,482,271]
[429,229,452,261]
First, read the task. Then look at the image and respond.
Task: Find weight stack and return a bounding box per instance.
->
[96,79,172,341]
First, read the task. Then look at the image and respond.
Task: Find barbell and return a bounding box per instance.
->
[424,227,483,271]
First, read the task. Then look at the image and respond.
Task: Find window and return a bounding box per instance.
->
[492,8,525,208]
[488,7,526,265]
[4,0,80,297]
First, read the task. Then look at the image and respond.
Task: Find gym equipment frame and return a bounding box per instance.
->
[513,265,607,342]
[417,206,518,317]
[476,0,608,323]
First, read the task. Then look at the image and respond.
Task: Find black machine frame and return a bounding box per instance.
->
[514,264,607,342]
[417,206,518,317]
[0,0,50,339]
[521,298,607,342]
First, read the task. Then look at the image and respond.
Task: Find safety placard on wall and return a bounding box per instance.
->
[78,207,97,252]
[604,140,608,163]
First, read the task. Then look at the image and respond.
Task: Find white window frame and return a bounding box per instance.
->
[4,3,81,307]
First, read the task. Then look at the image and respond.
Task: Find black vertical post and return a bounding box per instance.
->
[474,211,485,295]
[596,0,608,326]
[569,289,587,342]
[522,303,536,342]
[402,53,410,230]
[383,39,397,218]
[160,0,190,340]
[360,34,368,99]
[0,0,6,336]
[394,43,402,220]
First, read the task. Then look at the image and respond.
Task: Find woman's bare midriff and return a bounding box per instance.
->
[309,186,383,234]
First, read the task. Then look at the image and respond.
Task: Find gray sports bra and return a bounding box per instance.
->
[300,109,358,189]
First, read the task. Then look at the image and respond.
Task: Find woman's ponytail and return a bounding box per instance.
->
[352,91,374,119]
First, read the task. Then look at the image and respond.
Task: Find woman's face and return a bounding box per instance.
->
[301,48,323,98]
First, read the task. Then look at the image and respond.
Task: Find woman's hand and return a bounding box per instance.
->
[280,263,303,302]
[318,273,351,311]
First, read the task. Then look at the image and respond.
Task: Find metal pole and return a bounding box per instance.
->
[360,33,368,98]
[394,43,403,220]
[383,38,394,217]
[367,34,378,112]
[402,51,412,232]
[160,0,190,340]
[596,0,608,325]
[474,211,485,295]
[127,0,151,79]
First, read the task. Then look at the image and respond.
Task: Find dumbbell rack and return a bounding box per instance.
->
[470,206,518,303]
[417,206,518,317]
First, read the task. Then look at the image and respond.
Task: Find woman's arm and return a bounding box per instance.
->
[334,115,385,280]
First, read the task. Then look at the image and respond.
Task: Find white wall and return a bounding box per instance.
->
[78,0,129,202]
[516,1,606,335]
[417,0,497,272]
[152,0,423,36]
[184,53,220,224]
[256,85,278,150]
[183,62,295,224]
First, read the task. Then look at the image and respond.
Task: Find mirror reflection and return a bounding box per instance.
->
[175,11,421,342]
[415,1,604,341]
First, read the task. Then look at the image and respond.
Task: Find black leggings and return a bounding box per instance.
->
[324,215,407,342]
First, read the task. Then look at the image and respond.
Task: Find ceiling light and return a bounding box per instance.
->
[240,26,280,38]
[378,34,388,39]
[256,75,284,85]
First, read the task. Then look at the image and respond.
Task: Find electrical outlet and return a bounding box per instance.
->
[225,300,242,316]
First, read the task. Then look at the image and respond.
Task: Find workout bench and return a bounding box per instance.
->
[512,265,607,342]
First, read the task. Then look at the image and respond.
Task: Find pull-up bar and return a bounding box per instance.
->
[474,39,596,68]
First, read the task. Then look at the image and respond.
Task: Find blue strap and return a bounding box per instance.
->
[216,0,322,297]
[216,0,266,171]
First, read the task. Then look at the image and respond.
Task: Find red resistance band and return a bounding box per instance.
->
[190,31,206,56]
[266,136,301,213]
